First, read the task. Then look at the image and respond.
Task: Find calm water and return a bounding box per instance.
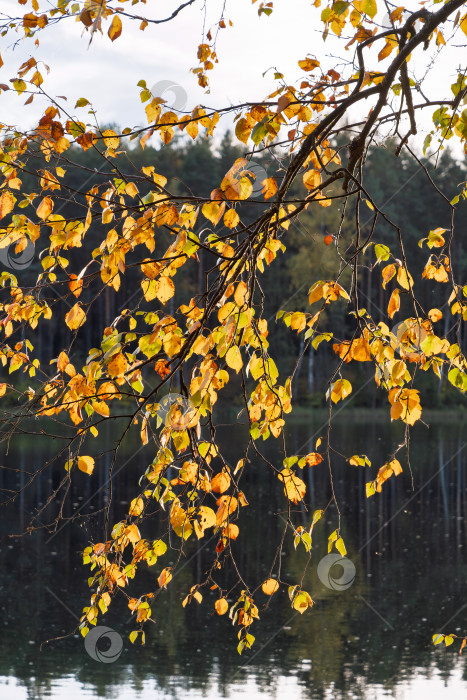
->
[1,410,467,699]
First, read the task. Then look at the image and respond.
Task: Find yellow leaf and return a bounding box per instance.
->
[78,455,95,475]
[65,303,86,330]
[460,13,467,37]
[129,497,144,517]
[215,598,229,615]
[225,346,243,373]
[102,129,119,150]
[108,15,122,41]
[234,281,248,307]
[397,266,412,291]
[303,169,321,190]
[125,182,139,198]
[335,537,346,556]
[292,590,314,614]
[202,200,225,226]
[156,276,175,304]
[298,58,320,71]
[92,400,109,417]
[278,468,306,504]
[224,208,240,228]
[330,378,352,403]
[262,578,279,595]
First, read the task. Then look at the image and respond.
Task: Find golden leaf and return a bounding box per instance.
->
[78,455,95,475]
[108,15,122,42]
[107,352,128,378]
[215,598,229,615]
[330,378,352,403]
[65,303,86,330]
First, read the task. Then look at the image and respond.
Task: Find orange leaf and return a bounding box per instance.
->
[211,471,231,494]
[428,308,442,322]
[262,177,277,200]
[305,452,323,466]
[69,274,83,297]
[262,578,279,595]
[0,191,15,220]
[78,455,95,475]
[388,288,400,319]
[36,196,53,220]
[222,523,239,540]
[158,567,173,588]
[65,303,86,330]
[57,351,69,372]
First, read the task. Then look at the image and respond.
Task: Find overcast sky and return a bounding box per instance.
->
[0,0,465,155]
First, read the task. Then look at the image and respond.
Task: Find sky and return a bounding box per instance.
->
[0,0,465,155]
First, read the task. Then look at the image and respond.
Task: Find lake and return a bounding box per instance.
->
[1,409,466,699]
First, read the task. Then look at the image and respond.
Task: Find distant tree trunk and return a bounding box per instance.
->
[295,337,305,397]
[437,310,451,396]
[308,346,315,394]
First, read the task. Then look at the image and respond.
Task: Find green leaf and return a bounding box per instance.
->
[374,244,390,263]
[361,0,377,18]
[251,120,268,145]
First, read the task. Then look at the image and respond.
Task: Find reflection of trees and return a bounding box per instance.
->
[1,412,466,698]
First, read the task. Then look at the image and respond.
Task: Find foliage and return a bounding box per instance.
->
[1,0,467,653]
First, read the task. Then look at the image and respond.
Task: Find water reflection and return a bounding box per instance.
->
[1,410,467,699]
